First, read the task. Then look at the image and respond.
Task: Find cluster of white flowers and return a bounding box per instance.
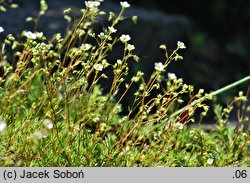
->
[0,120,7,132]
[0,26,4,33]
[108,26,117,33]
[119,34,131,43]
[120,1,130,8]
[177,41,186,49]
[80,43,92,51]
[85,1,102,12]
[94,63,104,71]
[24,31,43,40]
[154,62,165,72]
[31,42,52,56]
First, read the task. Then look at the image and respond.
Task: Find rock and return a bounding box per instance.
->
[0,0,190,78]
[0,0,82,37]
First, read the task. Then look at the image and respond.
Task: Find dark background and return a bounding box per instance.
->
[127,0,250,122]
[129,0,250,94]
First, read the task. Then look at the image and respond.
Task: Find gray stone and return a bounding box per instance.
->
[0,0,82,36]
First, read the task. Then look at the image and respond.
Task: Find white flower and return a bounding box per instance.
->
[173,122,184,130]
[85,1,101,12]
[177,41,186,49]
[98,32,108,39]
[85,1,101,9]
[108,26,117,33]
[168,73,177,80]
[159,44,166,50]
[0,27,4,33]
[117,59,122,65]
[0,120,7,132]
[120,1,130,8]
[94,63,103,71]
[80,43,92,51]
[120,34,131,43]
[127,44,135,51]
[42,119,53,129]
[198,89,204,94]
[207,158,214,165]
[24,31,37,39]
[154,62,165,72]
[24,31,43,39]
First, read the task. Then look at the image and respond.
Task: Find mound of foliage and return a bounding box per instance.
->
[0,1,249,166]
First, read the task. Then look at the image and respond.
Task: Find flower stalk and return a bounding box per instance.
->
[167,75,250,122]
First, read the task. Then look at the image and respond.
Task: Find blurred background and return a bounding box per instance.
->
[130,0,250,94]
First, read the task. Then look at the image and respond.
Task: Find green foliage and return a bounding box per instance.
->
[0,0,249,166]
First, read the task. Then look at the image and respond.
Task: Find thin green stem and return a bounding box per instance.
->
[211,76,250,96]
